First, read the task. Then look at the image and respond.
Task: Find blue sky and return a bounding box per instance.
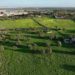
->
[0,0,75,8]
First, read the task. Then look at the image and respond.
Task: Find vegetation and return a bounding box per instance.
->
[0,17,75,75]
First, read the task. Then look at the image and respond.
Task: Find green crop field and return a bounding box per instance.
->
[0,17,75,75]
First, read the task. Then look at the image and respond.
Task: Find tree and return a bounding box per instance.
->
[1,35,5,40]
[0,45,4,51]
[39,47,46,54]
[27,37,33,44]
[49,33,56,40]
[16,39,22,46]
[17,34,21,40]
[45,41,52,54]
[12,46,18,50]
[38,31,45,38]
[0,36,3,41]
[57,41,62,47]
[48,47,52,54]
[32,43,38,51]
[46,42,50,47]
[28,44,33,50]
[42,49,46,54]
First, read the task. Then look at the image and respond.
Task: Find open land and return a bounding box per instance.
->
[0,16,75,75]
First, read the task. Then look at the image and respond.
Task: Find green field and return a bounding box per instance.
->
[0,18,40,28]
[35,17,75,30]
[0,17,75,75]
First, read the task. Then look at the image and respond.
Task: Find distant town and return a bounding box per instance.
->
[0,8,75,20]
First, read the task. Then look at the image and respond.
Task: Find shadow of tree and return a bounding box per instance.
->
[62,64,75,72]
[62,43,75,48]
[0,40,42,54]
[7,45,42,54]
[34,42,46,47]
[0,40,16,47]
[53,49,75,55]
[67,29,75,33]
[24,34,49,40]
[25,31,38,35]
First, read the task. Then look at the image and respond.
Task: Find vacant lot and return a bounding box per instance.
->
[0,17,75,75]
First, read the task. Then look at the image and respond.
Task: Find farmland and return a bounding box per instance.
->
[0,17,75,75]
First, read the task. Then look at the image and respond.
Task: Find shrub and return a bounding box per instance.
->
[28,44,33,50]
[57,41,62,47]
[0,45,4,51]
[12,46,18,50]
[46,47,52,54]
[32,43,38,51]
[0,36,3,41]
[16,39,22,46]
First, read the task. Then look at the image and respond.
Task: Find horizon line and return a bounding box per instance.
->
[0,6,75,9]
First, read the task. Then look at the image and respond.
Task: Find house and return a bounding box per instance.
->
[0,10,6,17]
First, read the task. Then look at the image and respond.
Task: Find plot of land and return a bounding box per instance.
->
[0,17,75,75]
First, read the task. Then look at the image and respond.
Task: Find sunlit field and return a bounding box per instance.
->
[0,18,40,28]
[0,17,75,75]
[35,17,75,30]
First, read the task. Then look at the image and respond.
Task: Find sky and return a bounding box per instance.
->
[0,0,75,8]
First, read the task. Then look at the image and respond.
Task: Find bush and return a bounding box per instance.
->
[57,41,62,47]
[0,45,4,51]
[28,44,33,50]
[32,43,38,51]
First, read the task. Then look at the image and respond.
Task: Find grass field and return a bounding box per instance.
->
[0,18,41,28]
[35,17,75,30]
[0,17,75,75]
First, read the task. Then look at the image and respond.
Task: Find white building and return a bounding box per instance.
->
[0,10,6,16]
[0,9,28,17]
